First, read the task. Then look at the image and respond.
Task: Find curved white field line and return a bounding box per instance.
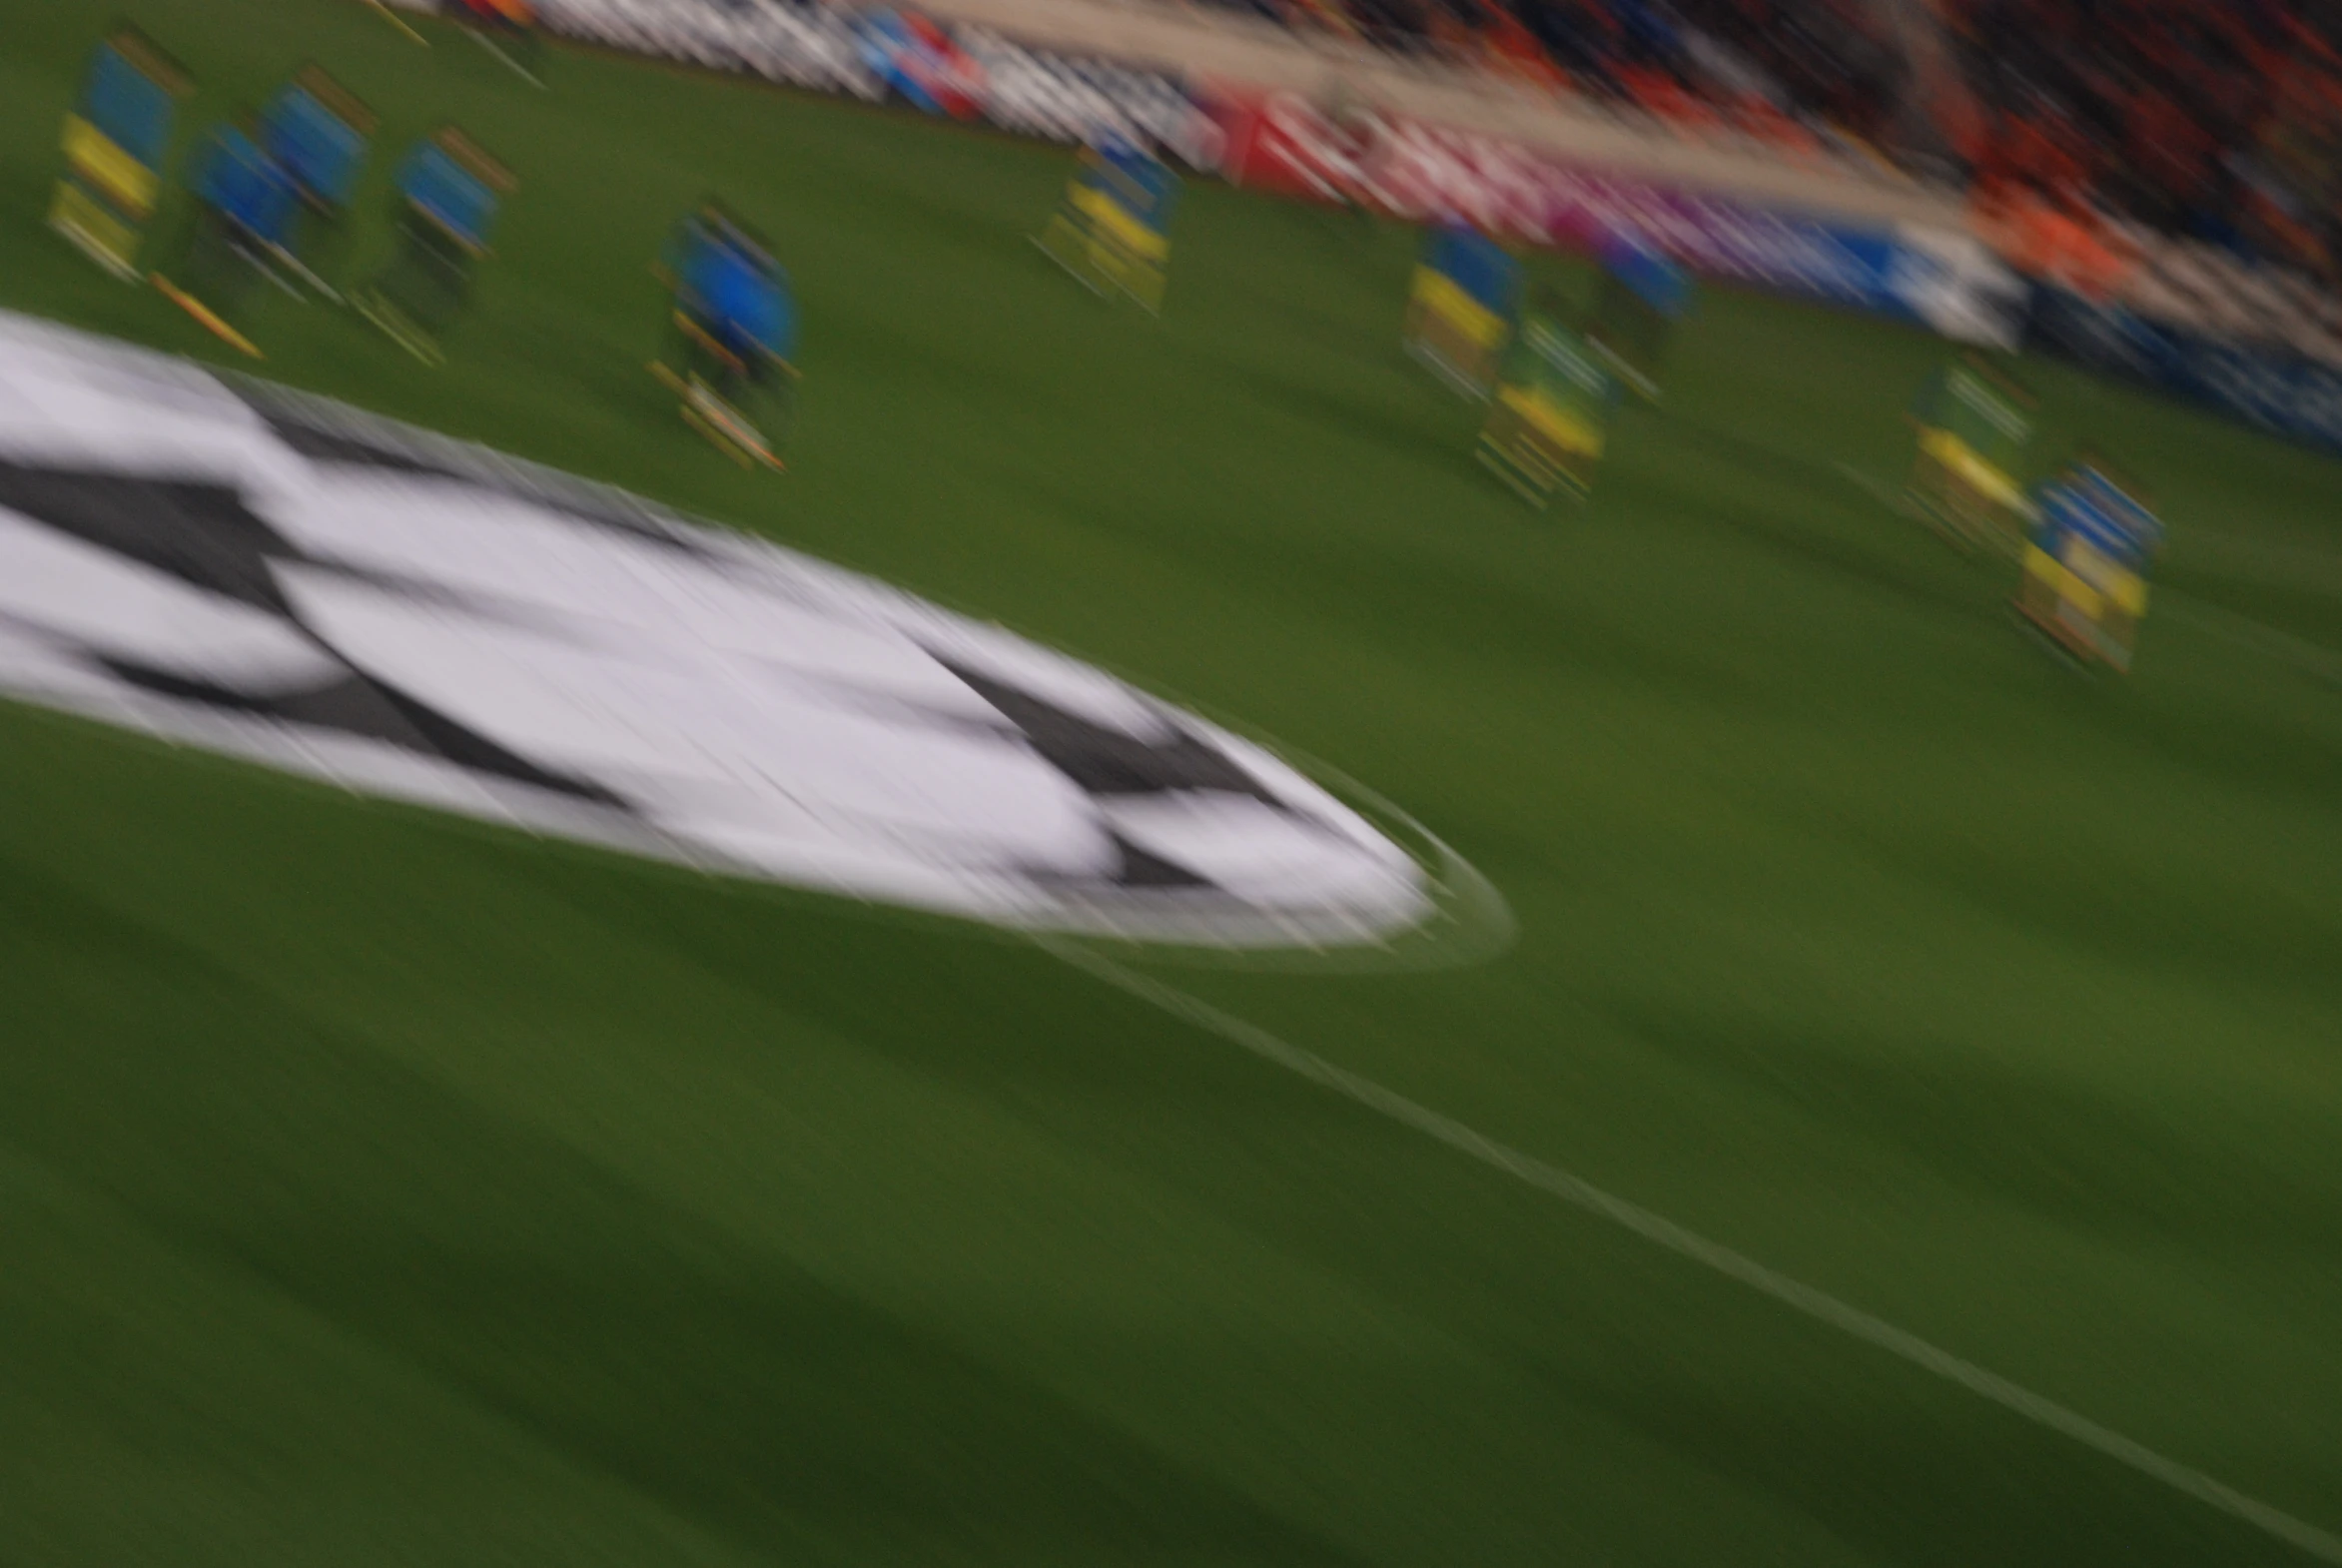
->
[1039,938,2342,1565]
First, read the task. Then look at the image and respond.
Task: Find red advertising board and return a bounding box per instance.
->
[1204,86,1556,239]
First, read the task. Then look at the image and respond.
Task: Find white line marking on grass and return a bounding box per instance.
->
[1038,936,2342,1565]
[467,27,545,86]
[1834,460,1911,513]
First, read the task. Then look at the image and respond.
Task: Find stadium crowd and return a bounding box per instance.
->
[1205,0,1900,165]
[1190,0,2342,295]
[1949,0,2342,281]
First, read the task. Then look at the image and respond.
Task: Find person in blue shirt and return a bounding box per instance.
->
[201,124,299,252]
[669,206,795,395]
[347,130,512,365]
[691,229,791,368]
[157,120,297,330]
[656,204,798,464]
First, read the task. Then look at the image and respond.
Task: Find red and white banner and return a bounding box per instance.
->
[1210,88,1555,236]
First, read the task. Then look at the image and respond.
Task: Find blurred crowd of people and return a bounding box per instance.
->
[1196,0,1903,162]
[1948,0,2342,289]
[1189,0,2342,301]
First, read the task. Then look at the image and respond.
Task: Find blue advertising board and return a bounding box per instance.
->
[2027,285,2342,460]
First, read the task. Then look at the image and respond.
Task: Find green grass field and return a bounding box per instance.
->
[3,2,2341,1563]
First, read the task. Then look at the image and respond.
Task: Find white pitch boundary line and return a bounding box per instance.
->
[467,26,546,87]
[1038,936,2342,1565]
[1833,459,1918,514]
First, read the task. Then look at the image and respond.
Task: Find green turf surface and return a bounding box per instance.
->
[3,2,2341,1563]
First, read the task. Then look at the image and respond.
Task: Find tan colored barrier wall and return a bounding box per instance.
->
[914,0,1970,228]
